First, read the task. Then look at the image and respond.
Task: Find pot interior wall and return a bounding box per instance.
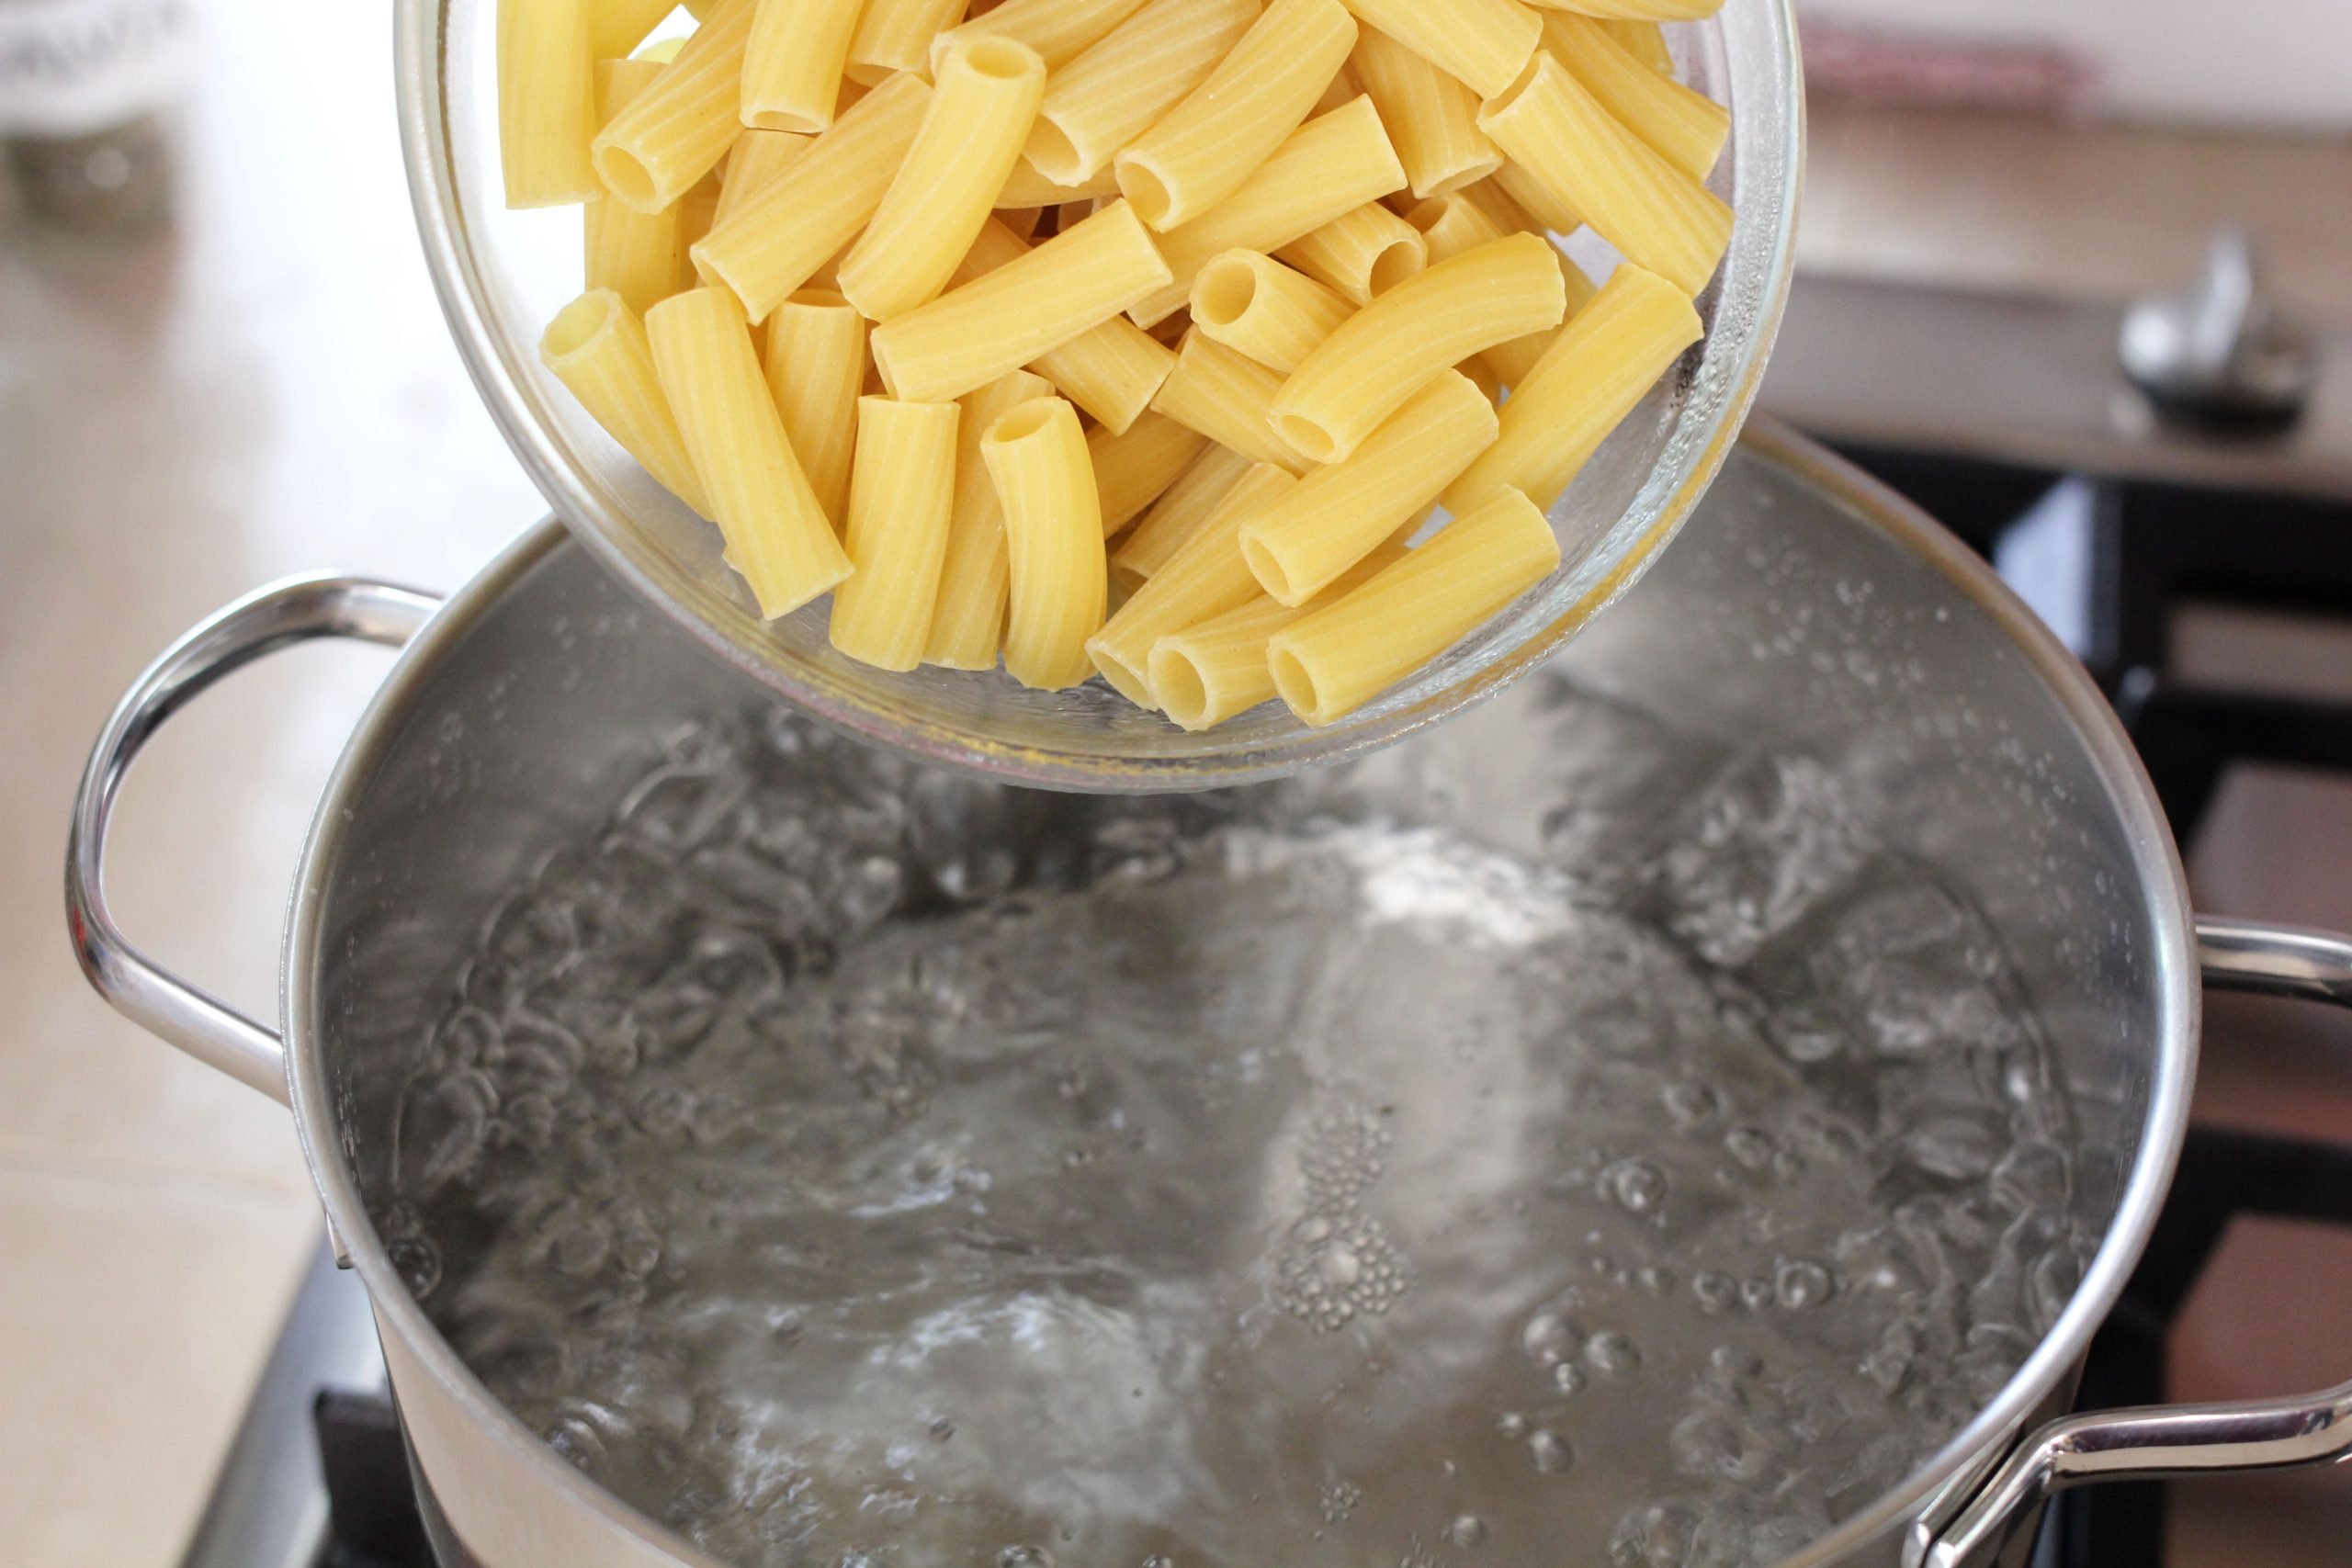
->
[306,438,2181,1553]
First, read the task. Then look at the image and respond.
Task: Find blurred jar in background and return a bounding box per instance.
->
[0,0,195,238]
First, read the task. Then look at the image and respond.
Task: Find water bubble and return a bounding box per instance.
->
[1692,1270,1737,1313]
[998,1549,1054,1568]
[1496,1411,1530,1438]
[1520,1311,1580,1367]
[929,1416,956,1440]
[1774,1258,1834,1309]
[1724,1126,1775,1169]
[1553,1361,1588,1394]
[1444,1514,1490,1548]
[1528,1429,1573,1473]
[1584,1331,1642,1378]
[1319,1480,1362,1523]
[1600,1158,1668,1214]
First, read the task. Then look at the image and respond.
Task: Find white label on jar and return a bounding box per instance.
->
[0,0,197,137]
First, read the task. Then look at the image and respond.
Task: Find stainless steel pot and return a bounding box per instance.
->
[67,427,2352,1568]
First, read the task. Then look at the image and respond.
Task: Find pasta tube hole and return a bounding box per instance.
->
[1151,648,1214,728]
[957,37,1046,80]
[1239,532,1295,603]
[1026,125,1084,185]
[1114,158,1176,231]
[591,145,661,212]
[543,290,618,360]
[985,399,1059,445]
[1365,238,1423,296]
[1270,644,1319,720]
[1193,259,1259,329]
[1271,411,1340,465]
[1484,55,1544,120]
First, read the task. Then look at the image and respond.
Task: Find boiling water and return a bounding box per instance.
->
[384,684,2088,1568]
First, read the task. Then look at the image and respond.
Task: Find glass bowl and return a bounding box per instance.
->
[395,0,1803,792]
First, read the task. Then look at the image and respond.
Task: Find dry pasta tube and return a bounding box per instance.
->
[1085,463,1296,705]
[1146,542,1406,728]
[848,0,967,84]
[1239,368,1496,604]
[645,288,853,616]
[1478,53,1730,296]
[1113,0,1359,230]
[1348,24,1502,198]
[1268,484,1559,724]
[870,200,1174,404]
[1410,189,1593,383]
[591,0,754,212]
[541,289,713,516]
[931,0,1151,73]
[1542,11,1727,182]
[1088,410,1209,536]
[742,0,865,132]
[586,60,684,315]
[1332,0,1542,98]
[1489,156,1580,234]
[830,399,961,670]
[1152,332,1310,473]
[763,288,866,527]
[1111,443,1255,585]
[1531,0,1718,19]
[838,38,1046,321]
[499,0,599,208]
[1125,96,1407,328]
[1023,0,1257,185]
[1189,251,1352,374]
[1271,231,1566,462]
[693,72,933,321]
[593,0,679,62]
[926,368,1055,668]
[983,395,1108,689]
[998,158,1123,208]
[1442,261,1697,513]
[953,217,1177,432]
[1274,201,1426,305]
[1599,17,1674,73]
[1486,245,1591,385]
[710,128,808,228]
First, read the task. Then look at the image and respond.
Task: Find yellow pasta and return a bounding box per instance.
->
[1151,331,1311,473]
[1238,368,1495,603]
[982,395,1108,688]
[848,0,967,83]
[1114,0,1360,231]
[500,0,599,208]
[1489,156,1580,233]
[1270,231,1565,461]
[1189,250,1353,374]
[1542,11,1726,182]
[585,60,684,314]
[1274,201,1426,305]
[926,368,1055,668]
[1532,0,1717,18]
[838,38,1046,321]
[693,71,933,321]
[741,0,865,132]
[1310,61,1361,116]
[830,398,961,670]
[541,289,714,516]
[1429,183,1595,384]
[1022,0,1257,186]
[709,127,808,227]
[931,0,1151,73]
[1088,409,1210,536]
[591,0,754,212]
[1442,260,1699,513]
[1348,24,1502,197]
[644,287,853,615]
[593,0,680,62]
[1268,483,1559,723]
[1085,463,1296,705]
[1111,442,1254,583]
[1331,0,1542,98]
[1145,542,1405,728]
[763,288,866,527]
[1477,52,1730,296]
[997,159,1123,208]
[870,199,1175,403]
[677,172,723,271]
[1125,95,1408,327]
[953,217,1177,432]
[1598,17,1674,73]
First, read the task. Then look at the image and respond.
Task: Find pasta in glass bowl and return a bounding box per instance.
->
[396,0,1802,792]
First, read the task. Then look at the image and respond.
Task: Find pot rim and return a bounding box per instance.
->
[279,423,2199,1568]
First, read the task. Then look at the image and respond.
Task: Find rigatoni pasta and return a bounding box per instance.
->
[592,0,682,62]
[1189,251,1353,374]
[1274,200,1427,305]
[1111,443,1255,584]
[952,217,1177,431]
[1347,24,1502,198]
[926,368,1055,669]
[741,0,865,133]
[1088,409,1211,536]
[1152,331,1312,473]
[1599,17,1675,73]
[541,288,713,517]
[846,0,967,85]
[1542,11,1728,183]
[589,0,754,212]
[1022,0,1257,186]
[1146,541,1406,728]
[707,127,808,229]
[1331,0,1543,98]
[763,288,866,527]
[499,0,599,208]
[931,0,1151,73]
[983,395,1109,689]
[585,60,685,314]
[829,398,961,670]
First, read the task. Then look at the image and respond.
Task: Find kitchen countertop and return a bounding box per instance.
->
[4,10,2350,1563]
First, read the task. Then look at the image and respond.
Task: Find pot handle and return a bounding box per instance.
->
[1910,914,2352,1568]
[65,575,441,1105]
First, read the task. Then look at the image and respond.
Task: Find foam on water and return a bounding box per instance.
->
[385,688,2086,1568]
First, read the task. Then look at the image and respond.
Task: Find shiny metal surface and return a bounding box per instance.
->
[65,575,439,1102]
[1910,915,2352,1568]
[2119,227,2316,426]
[73,428,2332,1567]
[394,0,1804,793]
